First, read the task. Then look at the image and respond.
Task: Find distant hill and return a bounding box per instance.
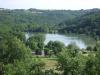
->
[0,8,100,35]
[0,8,85,25]
[58,8,100,38]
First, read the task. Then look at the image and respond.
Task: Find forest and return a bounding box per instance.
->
[0,8,100,75]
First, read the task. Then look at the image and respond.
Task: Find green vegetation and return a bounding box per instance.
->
[26,34,45,55]
[0,8,85,34]
[58,9,100,39]
[45,41,65,55]
[0,8,100,75]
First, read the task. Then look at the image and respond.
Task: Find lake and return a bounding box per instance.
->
[25,33,96,49]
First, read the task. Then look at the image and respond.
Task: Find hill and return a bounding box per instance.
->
[58,8,100,39]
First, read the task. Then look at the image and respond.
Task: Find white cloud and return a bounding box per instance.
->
[0,0,100,10]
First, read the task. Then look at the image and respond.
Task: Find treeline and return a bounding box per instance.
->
[0,8,91,34]
[0,8,83,32]
[0,8,100,36]
[58,8,100,39]
[0,8,84,25]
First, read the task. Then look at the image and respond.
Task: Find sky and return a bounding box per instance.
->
[0,0,100,10]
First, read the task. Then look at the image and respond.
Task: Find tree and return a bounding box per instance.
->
[27,34,45,55]
[82,54,96,75]
[86,46,93,51]
[53,41,65,54]
[27,36,38,51]
[7,37,31,63]
[95,42,100,75]
[57,48,80,75]
[67,43,79,57]
[0,36,32,75]
[46,41,65,55]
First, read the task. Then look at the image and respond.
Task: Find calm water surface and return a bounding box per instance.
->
[25,33,95,49]
[44,34,87,49]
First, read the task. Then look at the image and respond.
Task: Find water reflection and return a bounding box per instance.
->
[44,34,86,49]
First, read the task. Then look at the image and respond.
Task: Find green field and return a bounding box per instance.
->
[32,57,57,70]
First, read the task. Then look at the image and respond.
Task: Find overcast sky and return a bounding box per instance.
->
[0,0,100,10]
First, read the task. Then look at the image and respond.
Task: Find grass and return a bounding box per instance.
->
[32,56,58,70]
[41,57,57,70]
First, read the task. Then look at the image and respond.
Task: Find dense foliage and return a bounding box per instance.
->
[58,9,100,39]
[0,8,85,34]
[0,8,100,75]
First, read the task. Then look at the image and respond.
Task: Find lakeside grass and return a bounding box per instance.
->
[41,58,57,70]
[32,56,57,70]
